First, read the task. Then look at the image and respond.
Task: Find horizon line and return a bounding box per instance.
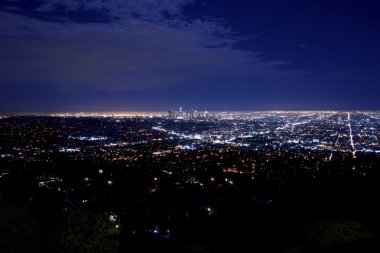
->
[2,109,380,116]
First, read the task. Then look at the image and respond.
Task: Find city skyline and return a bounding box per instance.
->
[2,112,379,252]
[2,2,380,250]
[1,0,380,112]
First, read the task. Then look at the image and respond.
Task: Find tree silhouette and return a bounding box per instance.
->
[59,209,120,253]
[0,199,43,253]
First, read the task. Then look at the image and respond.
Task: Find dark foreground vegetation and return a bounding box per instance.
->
[1,151,380,253]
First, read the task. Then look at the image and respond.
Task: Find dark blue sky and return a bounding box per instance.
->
[1,0,380,112]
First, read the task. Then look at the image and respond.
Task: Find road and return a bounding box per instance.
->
[347,112,356,158]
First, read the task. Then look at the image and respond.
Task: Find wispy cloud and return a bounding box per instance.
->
[36,0,192,16]
[0,0,297,92]
[2,0,376,111]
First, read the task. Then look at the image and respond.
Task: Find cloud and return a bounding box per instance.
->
[4,0,374,111]
[34,0,194,21]
[1,0,298,93]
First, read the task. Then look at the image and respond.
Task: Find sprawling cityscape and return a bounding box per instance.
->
[1,110,380,252]
[2,0,380,252]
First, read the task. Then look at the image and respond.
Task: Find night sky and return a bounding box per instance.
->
[1,0,380,112]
